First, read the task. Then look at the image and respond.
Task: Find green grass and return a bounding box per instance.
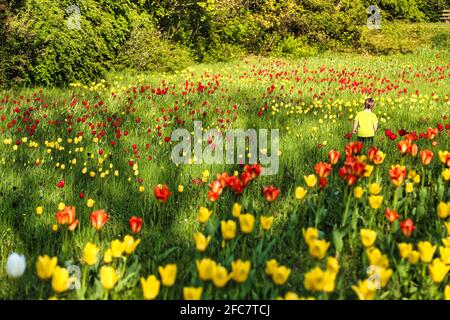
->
[0,48,449,299]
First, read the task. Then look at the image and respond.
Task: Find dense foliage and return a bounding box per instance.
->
[0,0,449,87]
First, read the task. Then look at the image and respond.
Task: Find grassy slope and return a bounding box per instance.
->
[0,48,449,299]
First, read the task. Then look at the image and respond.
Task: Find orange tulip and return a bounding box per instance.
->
[90,209,110,231]
[314,162,332,178]
[426,127,438,140]
[56,206,78,231]
[372,150,386,165]
[411,144,418,157]
[389,165,407,186]
[385,208,399,223]
[367,147,378,162]
[207,180,223,202]
[397,140,411,155]
[419,149,433,166]
[328,150,341,166]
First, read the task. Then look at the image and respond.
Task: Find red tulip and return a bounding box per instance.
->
[240,171,252,188]
[319,177,327,189]
[90,209,110,231]
[129,216,143,233]
[400,218,415,238]
[153,184,172,203]
[57,180,65,188]
[262,185,280,202]
[244,164,262,179]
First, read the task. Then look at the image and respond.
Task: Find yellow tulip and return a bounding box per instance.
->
[87,198,95,208]
[443,237,450,248]
[183,287,203,300]
[52,266,71,293]
[326,256,340,274]
[429,258,449,283]
[123,235,141,254]
[100,266,118,290]
[141,275,160,300]
[405,183,414,193]
[198,206,212,224]
[196,258,216,281]
[437,202,449,219]
[221,220,237,240]
[110,239,125,258]
[212,264,231,288]
[36,255,58,280]
[439,246,450,264]
[231,259,251,283]
[368,183,381,195]
[260,216,274,231]
[442,168,450,181]
[232,203,241,217]
[364,165,374,177]
[239,214,255,234]
[265,259,278,276]
[445,222,450,236]
[194,232,211,252]
[398,243,413,259]
[322,270,337,292]
[36,206,44,215]
[418,241,436,263]
[445,285,450,300]
[82,242,99,266]
[303,227,319,246]
[408,250,420,264]
[158,264,177,287]
[283,292,300,300]
[295,187,307,200]
[352,280,376,300]
[360,229,377,248]
[304,267,324,291]
[366,248,389,268]
[379,268,393,288]
[439,150,450,164]
[272,265,291,285]
[368,195,383,209]
[178,185,184,193]
[304,174,317,188]
[353,186,364,199]
[103,248,112,263]
[308,239,330,260]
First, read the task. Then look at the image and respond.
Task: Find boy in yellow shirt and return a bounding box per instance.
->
[352,98,378,146]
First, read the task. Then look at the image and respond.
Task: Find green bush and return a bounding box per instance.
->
[432,32,450,49]
[116,11,193,72]
[0,0,130,87]
[361,22,450,54]
[271,35,319,59]
[203,43,247,63]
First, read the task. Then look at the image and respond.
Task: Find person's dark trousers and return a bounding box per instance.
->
[357,136,374,150]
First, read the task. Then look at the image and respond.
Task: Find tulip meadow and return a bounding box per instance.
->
[1,50,450,300]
